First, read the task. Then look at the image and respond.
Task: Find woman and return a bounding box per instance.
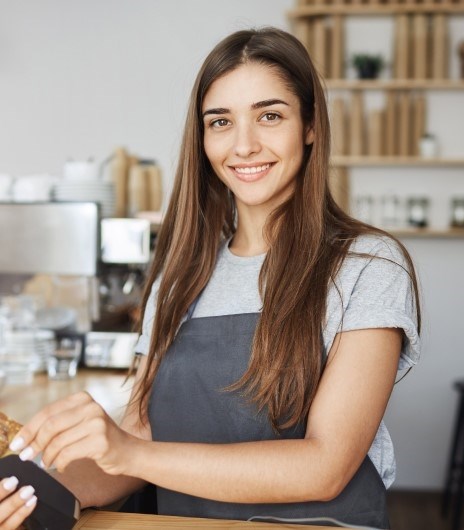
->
[1,27,420,529]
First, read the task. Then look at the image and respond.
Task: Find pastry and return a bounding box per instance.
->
[0,412,22,457]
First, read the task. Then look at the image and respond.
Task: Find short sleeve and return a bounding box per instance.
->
[134,277,160,355]
[324,235,421,371]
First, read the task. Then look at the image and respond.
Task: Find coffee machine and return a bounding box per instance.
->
[0,202,152,368]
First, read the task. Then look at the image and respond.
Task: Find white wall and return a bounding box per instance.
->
[0,0,293,187]
[385,238,464,489]
[0,0,463,490]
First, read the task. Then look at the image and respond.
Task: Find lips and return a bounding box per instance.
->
[230,163,274,182]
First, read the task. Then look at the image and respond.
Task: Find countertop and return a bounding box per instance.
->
[0,369,130,424]
[74,510,343,529]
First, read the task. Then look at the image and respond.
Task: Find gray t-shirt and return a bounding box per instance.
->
[136,234,421,488]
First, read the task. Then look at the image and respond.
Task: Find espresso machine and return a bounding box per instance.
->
[0,202,152,368]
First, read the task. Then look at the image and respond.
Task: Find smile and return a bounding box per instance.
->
[234,164,271,174]
[231,163,274,183]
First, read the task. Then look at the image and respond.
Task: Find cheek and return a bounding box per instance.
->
[203,137,222,167]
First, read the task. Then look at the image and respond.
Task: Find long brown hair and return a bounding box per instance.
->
[135,27,421,430]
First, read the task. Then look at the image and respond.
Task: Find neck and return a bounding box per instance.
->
[229,206,268,257]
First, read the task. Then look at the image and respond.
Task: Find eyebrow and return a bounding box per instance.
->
[202,98,289,118]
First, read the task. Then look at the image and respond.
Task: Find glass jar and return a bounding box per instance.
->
[451,197,464,228]
[381,193,401,228]
[407,197,430,228]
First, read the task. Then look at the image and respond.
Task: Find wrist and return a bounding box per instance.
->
[122,436,154,479]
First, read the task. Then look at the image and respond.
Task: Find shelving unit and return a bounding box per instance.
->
[391,228,464,238]
[326,79,464,90]
[331,156,464,167]
[290,0,464,238]
[289,5,464,17]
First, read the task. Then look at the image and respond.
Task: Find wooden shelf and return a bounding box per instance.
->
[391,228,464,238]
[325,79,464,90]
[289,5,464,17]
[331,156,464,167]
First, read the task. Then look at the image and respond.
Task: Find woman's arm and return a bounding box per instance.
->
[126,327,402,503]
[15,357,152,509]
[13,327,401,504]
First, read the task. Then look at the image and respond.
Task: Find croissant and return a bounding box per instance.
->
[0,412,22,458]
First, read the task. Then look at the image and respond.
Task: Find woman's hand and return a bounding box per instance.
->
[0,476,36,529]
[9,392,141,476]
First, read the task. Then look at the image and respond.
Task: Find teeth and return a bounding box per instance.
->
[235,164,270,174]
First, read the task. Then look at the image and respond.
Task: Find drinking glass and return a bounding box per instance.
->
[47,338,82,380]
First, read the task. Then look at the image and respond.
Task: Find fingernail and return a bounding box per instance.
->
[19,446,34,461]
[39,459,45,469]
[19,486,35,500]
[3,476,19,491]
[25,495,37,507]
[9,436,25,452]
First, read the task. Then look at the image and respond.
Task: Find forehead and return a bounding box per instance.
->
[202,63,298,110]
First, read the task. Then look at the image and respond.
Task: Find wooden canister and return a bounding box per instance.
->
[330,98,347,156]
[146,164,163,212]
[367,109,385,157]
[385,91,397,156]
[313,17,328,77]
[432,14,448,79]
[398,92,412,156]
[110,147,129,218]
[349,92,364,156]
[331,16,344,80]
[127,164,148,217]
[412,93,427,156]
[412,14,428,79]
[394,15,410,79]
[292,19,312,53]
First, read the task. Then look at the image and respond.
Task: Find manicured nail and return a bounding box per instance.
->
[19,486,35,500]
[25,495,37,507]
[9,436,25,452]
[19,446,34,461]
[3,476,19,491]
[39,459,45,469]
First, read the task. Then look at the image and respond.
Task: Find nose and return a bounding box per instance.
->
[233,121,261,158]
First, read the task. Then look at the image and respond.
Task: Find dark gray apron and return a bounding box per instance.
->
[148,312,389,528]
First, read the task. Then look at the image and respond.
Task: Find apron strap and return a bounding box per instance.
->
[186,297,201,320]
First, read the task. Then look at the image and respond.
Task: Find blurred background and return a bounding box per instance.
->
[0,1,463,527]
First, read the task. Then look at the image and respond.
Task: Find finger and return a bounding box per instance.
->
[41,422,89,470]
[0,478,18,501]
[49,411,117,473]
[37,398,108,465]
[0,494,37,530]
[0,486,36,526]
[52,430,116,474]
[11,392,96,459]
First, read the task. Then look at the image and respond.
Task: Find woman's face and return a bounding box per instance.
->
[202,62,313,217]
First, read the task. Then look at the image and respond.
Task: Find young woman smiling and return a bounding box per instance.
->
[3,27,420,530]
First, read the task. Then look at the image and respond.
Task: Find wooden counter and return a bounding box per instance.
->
[75,510,342,529]
[0,369,131,424]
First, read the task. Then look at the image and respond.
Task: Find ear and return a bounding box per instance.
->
[305,127,315,145]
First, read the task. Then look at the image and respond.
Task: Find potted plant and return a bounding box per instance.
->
[352,54,384,79]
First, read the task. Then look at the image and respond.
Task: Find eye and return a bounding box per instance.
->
[210,118,230,128]
[260,112,281,123]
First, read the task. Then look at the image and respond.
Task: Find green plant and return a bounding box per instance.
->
[351,54,384,79]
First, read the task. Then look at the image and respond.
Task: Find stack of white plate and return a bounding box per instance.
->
[0,174,12,201]
[4,329,55,372]
[53,180,115,218]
